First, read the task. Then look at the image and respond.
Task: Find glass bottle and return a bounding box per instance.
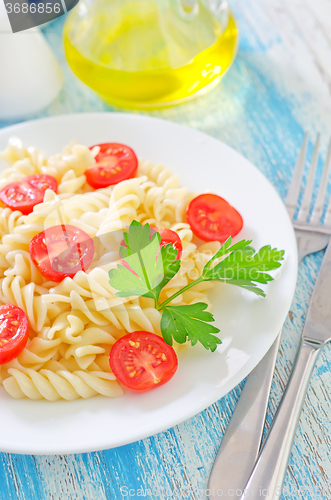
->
[64,0,238,109]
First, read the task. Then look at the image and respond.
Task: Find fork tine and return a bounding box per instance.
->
[297,133,321,222]
[323,142,331,227]
[285,133,308,220]
[310,138,331,225]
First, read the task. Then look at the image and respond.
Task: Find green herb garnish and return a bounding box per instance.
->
[108,221,284,352]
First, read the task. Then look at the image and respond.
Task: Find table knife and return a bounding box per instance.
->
[207,334,281,499]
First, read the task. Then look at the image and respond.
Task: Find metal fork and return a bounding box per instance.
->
[290,133,331,258]
[208,133,331,499]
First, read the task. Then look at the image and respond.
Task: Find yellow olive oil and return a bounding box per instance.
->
[63,2,238,109]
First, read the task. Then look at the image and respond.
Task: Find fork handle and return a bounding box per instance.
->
[239,340,321,500]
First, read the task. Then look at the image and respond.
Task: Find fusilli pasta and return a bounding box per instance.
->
[0,138,217,401]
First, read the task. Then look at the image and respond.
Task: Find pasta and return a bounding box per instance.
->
[0,137,219,401]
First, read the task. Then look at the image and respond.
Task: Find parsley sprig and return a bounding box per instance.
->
[108,221,284,352]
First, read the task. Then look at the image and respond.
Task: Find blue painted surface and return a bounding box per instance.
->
[1,1,331,498]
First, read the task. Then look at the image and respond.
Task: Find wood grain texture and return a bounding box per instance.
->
[0,0,331,498]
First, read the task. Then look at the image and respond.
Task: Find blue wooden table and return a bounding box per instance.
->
[1,1,331,498]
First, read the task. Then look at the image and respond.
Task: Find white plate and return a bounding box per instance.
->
[0,113,297,455]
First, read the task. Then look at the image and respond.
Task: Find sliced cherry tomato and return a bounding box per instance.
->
[109,331,178,392]
[150,226,182,261]
[119,225,182,262]
[86,143,138,189]
[29,225,95,282]
[186,194,243,242]
[0,305,29,365]
[118,225,182,282]
[0,174,58,215]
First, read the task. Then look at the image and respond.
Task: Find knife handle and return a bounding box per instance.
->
[239,340,321,500]
[208,334,281,498]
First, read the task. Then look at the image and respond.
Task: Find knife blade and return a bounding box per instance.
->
[207,334,281,499]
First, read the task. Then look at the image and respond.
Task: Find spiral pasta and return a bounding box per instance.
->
[135,160,197,225]
[0,137,97,195]
[3,364,123,401]
[0,138,217,401]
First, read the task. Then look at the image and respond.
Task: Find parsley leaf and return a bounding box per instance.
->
[120,220,152,258]
[108,221,285,352]
[153,243,181,301]
[109,231,163,298]
[202,237,284,297]
[161,303,221,352]
[109,221,180,303]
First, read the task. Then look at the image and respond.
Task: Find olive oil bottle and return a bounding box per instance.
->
[64,0,238,109]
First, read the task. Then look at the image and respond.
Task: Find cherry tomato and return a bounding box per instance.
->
[0,174,58,215]
[0,305,29,365]
[109,331,178,392]
[29,225,95,282]
[86,143,138,189]
[150,226,182,261]
[119,225,182,269]
[186,194,243,242]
